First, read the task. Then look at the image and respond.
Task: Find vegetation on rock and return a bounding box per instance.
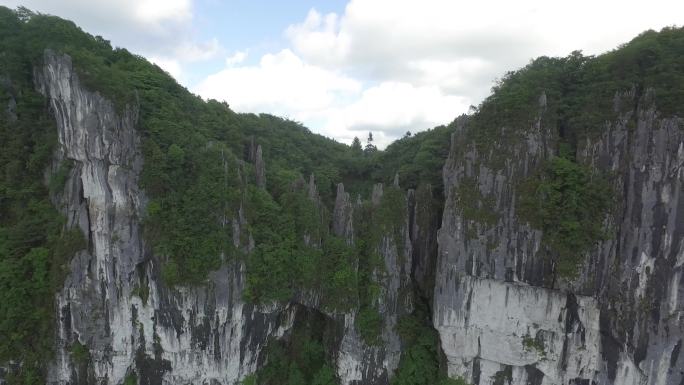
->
[244,313,337,385]
[1,7,88,383]
[517,151,612,278]
[1,5,683,384]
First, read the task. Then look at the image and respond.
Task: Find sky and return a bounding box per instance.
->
[2,0,683,147]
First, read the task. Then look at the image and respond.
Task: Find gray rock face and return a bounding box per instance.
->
[36,50,288,385]
[333,183,354,244]
[408,185,441,300]
[36,51,418,385]
[326,182,416,385]
[255,145,266,189]
[0,78,17,122]
[31,50,682,385]
[435,90,684,385]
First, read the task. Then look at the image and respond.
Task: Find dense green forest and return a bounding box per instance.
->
[1,5,683,385]
[0,7,456,384]
[457,26,683,278]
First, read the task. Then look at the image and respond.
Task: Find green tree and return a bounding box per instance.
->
[364,132,377,154]
[351,136,362,154]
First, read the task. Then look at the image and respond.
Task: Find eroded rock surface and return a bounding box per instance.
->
[435,90,684,385]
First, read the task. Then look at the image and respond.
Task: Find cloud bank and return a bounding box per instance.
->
[195,0,683,147]
[6,0,683,147]
[3,0,221,83]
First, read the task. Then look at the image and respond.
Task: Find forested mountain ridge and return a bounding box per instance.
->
[0,6,682,385]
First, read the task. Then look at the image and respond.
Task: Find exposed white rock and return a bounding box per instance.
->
[37,50,287,385]
[436,91,684,385]
[36,50,417,385]
[434,274,602,384]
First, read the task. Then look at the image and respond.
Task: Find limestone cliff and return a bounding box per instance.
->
[37,50,291,385]
[434,88,683,385]
[26,50,684,385]
[35,51,419,385]
[0,21,682,385]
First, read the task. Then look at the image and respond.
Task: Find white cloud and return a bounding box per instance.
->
[4,0,222,81]
[11,0,683,146]
[274,0,684,144]
[319,82,469,147]
[285,9,349,69]
[133,0,191,25]
[173,38,222,62]
[194,49,361,117]
[225,51,248,66]
[148,57,183,81]
[4,0,193,41]
[193,49,468,148]
[288,0,684,77]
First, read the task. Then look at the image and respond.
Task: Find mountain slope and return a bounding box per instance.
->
[0,6,683,385]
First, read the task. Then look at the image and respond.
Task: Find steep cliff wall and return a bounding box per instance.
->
[36,50,293,385]
[33,52,684,385]
[34,51,421,385]
[434,88,683,385]
[2,12,683,385]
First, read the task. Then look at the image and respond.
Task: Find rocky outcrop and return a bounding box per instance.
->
[27,49,683,385]
[408,184,442,300]
[255,144,266,189]
[0,75,17,122]
[335,182,414,385]
[36,51,419,385]
[333,183,354,244]
[37,50,289,385]
[434,89,684,385]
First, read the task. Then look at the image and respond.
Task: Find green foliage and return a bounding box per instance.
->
[522,334,545,356]
[374,186,409,250]
[392,305,467,385]
[492,366,513,385]
[0,8,87,382]
[131,283,150,305]
[160,260,180,286]
[3,9,679,385]
[319,237,357,310]
[463,27,684,172]
[244,183,358,311]
[581,27,684,119]
[0,3,451,295]
[241,375,257,385]
[350,189,407,345]
[123,373,138,385]
[392,317,440,385]
[310,365,337,385]
[48,159,73,195]
[452,178,498,239]
[70,341,90,364]
[145,144,241,285]
[375,124,454,195]
[517,155,612,278]
[244,181,409,346]
[438,377,469,385]
[244,185,298,302]
[356,307,383,346]
[239,114,352,205]
[249,319,339,385]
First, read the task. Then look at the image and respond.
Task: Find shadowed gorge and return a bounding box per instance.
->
[0,7,683,385]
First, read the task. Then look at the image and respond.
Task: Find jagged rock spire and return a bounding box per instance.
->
[308,173,318,201]
[371,183,383,205]
[255,144,266,189]
[332,183,354,244]
[247,135,257,162]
